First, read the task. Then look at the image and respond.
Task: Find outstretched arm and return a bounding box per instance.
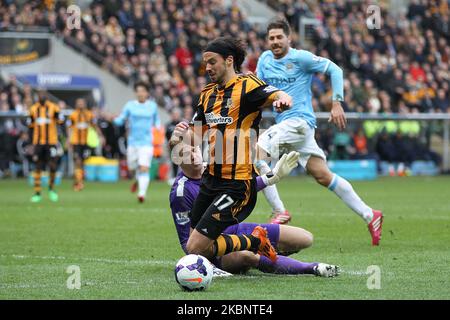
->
[265,90,293,113]
[113,104,129,126]
[324,62,346,130]
[300,50,346,130]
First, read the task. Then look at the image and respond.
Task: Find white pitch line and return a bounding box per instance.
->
[0,284,54,289]
[0,254,175,266]
[0,280,159,290]
[20,206,165,213]
[340,270,368,276]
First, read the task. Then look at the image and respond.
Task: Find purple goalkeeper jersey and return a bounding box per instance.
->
[169,172,280,254]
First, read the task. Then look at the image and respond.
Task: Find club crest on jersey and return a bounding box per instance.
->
[285,63,294,70]
[205,112,233,125]
[225,98,233,109]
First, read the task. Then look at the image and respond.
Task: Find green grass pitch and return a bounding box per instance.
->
[1,176,449,299]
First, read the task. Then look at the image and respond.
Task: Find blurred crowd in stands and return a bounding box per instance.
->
[0,0,448,177]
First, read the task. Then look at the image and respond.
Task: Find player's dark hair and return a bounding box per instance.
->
[267,17,291,36]
[204,37,247,72]
[134,81,149,92]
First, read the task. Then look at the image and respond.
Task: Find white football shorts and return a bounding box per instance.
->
[257,117,326,168]
[127,146,153,170]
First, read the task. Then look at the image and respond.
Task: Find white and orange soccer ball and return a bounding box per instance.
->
[174,254,214,291]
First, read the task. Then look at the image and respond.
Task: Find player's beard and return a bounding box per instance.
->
[272,45,288,59]
[208,66,226,85]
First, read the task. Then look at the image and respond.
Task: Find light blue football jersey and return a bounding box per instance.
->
[257,48,344,128]
[114,99,161,147]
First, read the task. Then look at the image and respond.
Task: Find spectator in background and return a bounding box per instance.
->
[117,0,133,29]
[330,131,354,160]
[105,16,125,45]
[352,127,370,160]
[434,89,449,113]
[16,130,33,177]
[98,111,121,159]
[375,130,398,176]
[1,0,448,181]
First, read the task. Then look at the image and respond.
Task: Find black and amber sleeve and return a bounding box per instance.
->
[244,75,280,109]
[27,104,37,128]
[52,102,64,125]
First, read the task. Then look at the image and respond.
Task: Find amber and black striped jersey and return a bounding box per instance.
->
[191,74,279,180]
[68,109,95,145]
[28,101,62,145]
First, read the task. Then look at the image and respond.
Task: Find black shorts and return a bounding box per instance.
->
[73,145,91,160]
[189,172,257,240]
[33,145,58,163]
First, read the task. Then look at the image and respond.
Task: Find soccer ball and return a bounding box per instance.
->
[174,254,214,291]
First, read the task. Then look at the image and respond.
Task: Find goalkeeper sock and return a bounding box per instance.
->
[258,255,317,275]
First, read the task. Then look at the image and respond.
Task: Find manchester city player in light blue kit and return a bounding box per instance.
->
[114,81,161,203]
[256,18,383,245]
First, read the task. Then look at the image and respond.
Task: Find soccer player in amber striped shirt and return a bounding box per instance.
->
[170,37,292,263]
[28,91,63,203]
[67,98,104,191]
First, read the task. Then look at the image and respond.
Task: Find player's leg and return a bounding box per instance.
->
[186,179,277,261]
[31,146,43,203]
[217,238,336,276]
[127,146,138,193]
[219,223,305,275]
[186,221,275,263]
[256,123,290,223]
[219,251,259,274]
[218,249,337,277]
[136,146,152,202]
[233,223,312,255]
[258,254,339,277]
[73,146,84,191]
[277,225,313,254]
[256,146,287,215]
[306,155,372,221]
[184,179,217,258]
[78,146,91,190]
[306,155,383,245]
[185,229,217,260]
[48,146,59,202]
[247,224,336,276]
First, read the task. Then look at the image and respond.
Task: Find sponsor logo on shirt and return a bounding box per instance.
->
[205,112,233,125]
[264,77,297,86]
[36,117,51,125]
[76,122,89,129]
